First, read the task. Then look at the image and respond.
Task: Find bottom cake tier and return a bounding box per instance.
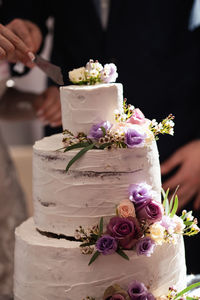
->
[14,218,187,300]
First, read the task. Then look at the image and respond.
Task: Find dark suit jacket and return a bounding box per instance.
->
[2,0,200,161]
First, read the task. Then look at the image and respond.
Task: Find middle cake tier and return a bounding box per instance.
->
[33,133,161,236]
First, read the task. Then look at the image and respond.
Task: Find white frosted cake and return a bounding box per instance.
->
[14,61,198,300]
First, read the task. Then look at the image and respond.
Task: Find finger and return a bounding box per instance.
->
[176,184,196,211]
[1,23,30,55]
[0,46,6,59]
[37,89,60,114]
[49,113,62,127]
[194,192,200,211]
[39,103,61,122]
[50,120,62,127]
[13,49,35,68]
[8,19,34,51]
[161,150,183,175]
[36,96,55,116]
[0,34,15,55]
[26,20,42,52]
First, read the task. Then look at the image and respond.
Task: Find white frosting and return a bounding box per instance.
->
[60,83,123,135]
[14,218,187,300]
[33,134,161,236]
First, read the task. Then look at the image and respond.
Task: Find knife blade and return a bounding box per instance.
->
[34,55,64,85]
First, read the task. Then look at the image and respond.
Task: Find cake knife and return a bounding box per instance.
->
[33,55,64,85]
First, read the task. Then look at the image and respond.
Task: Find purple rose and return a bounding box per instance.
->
[128,280,148,300]
[88,121,112,140]
[125,128,146,148]
[96,235,118,255]
[129,184,152,210]
[101,63,118,83]
[107,217,142,249]
[136,237,155,257]
[136,200,163,224]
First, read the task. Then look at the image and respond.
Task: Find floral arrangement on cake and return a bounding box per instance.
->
[68,59,118,85]
[74,185,199,265]
[60,98,175,171]
[82,280,200,300]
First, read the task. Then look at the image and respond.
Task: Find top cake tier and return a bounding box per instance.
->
[60,83,123,135]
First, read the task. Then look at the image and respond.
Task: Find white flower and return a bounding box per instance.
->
[148,223,165,245]
[129,105,135,111]
[165,120,175,127]
[173,215,185,234]
[69,67,86,83]
[186,211,194,221]
[169,128,174,136]
[151,119,158,127]
[85,59,103,79]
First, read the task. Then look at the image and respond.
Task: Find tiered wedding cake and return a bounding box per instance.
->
[14,61,196,300]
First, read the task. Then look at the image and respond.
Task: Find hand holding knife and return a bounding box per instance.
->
[14,54,64,86]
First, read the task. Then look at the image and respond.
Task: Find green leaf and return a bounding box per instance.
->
[66,143,95,172]
[80,242,96,247]
[100,126,106,137]
[64,141,92,152]
[99,217,104,237]
[169,185,179,214]
[116,248,129,261]
[174,282,200,300]
[184,221,194,226]
[162,188,170,215]
[99,142,112,149]
[170,195,179,217]
[88,251,100,266]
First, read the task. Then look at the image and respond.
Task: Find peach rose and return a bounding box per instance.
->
[117,199,136,218]
[148,223,165,245]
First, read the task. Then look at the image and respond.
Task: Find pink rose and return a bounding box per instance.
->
[117,200,136,218]
[127,108,146,125]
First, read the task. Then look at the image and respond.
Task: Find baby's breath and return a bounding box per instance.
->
[149,114,175,139]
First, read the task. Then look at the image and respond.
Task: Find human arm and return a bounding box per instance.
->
[161,140,200,211]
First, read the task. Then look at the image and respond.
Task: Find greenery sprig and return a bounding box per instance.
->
[161,188,200,236]
[149,114,175,140]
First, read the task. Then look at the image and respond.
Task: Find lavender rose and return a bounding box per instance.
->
[125,128,146,148]
[107,216,142,249]
[88,121,112,140]
[136,200,163,224]
[128,280,148,300]
[128,279,156,300]
[129,183,152,209]
[96,235,118,255]
[136,237,155,257]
